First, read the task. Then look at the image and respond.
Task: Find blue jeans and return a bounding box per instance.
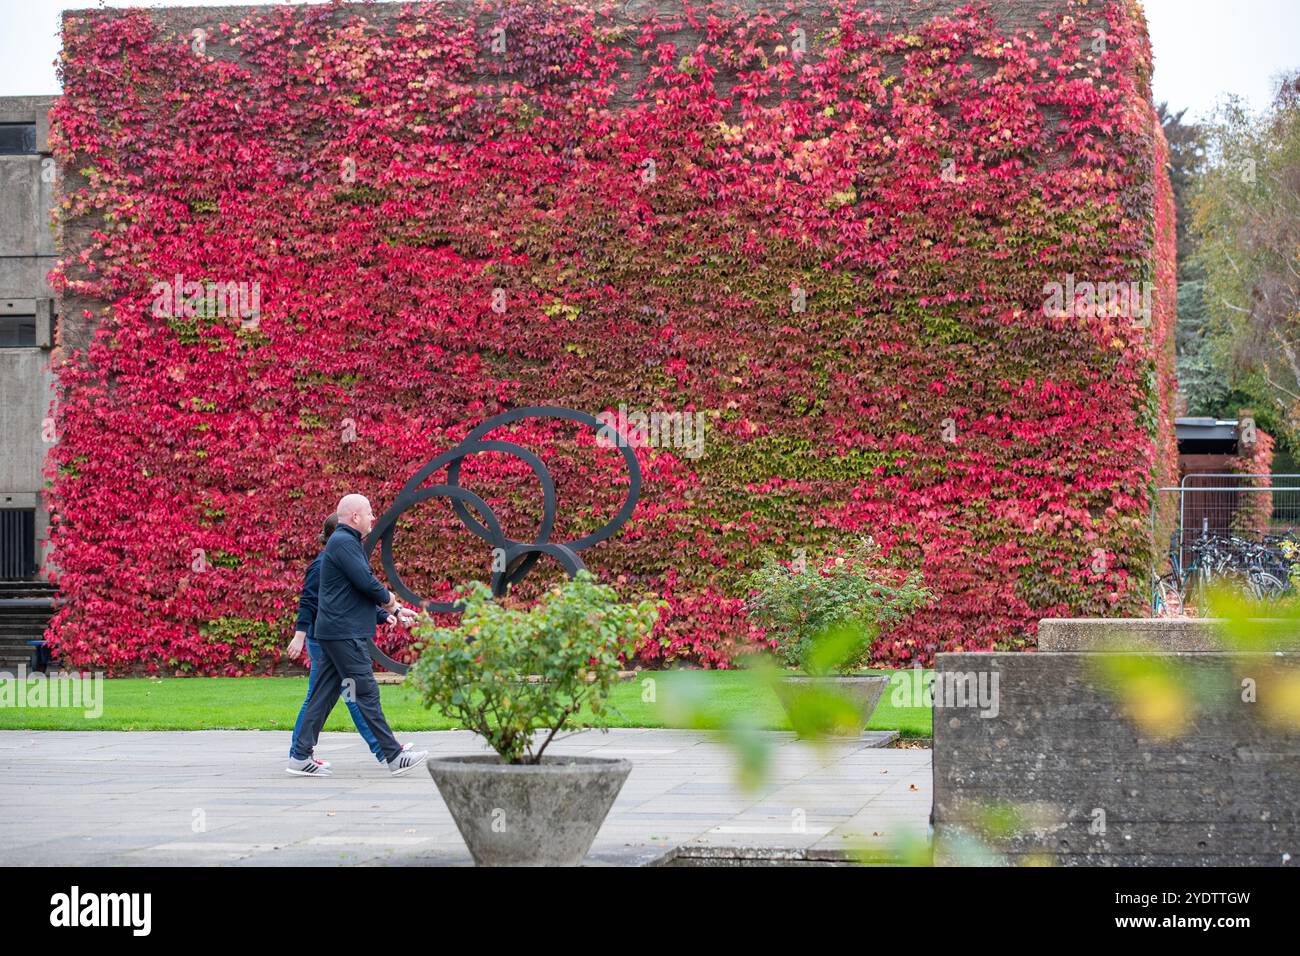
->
[289,638,384,763]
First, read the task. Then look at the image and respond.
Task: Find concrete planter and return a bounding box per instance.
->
[774,675,890,738]
[427,754,631,866]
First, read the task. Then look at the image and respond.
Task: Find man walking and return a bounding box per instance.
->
[285,511,415,771]
[286,493,429,777]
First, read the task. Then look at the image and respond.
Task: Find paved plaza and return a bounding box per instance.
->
[0,729,932,865]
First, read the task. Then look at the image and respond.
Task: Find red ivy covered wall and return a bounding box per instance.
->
[45,0,1178,674]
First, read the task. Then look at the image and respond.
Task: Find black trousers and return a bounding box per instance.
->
[290,637,402,763]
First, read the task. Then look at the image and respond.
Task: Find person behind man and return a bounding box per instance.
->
[286,494,429,777]
[285,512,415,772]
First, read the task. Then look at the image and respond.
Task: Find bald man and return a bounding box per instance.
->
[287,494,429,777]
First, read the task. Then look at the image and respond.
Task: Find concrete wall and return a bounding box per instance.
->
[0,96,58,579]
[1038,617,1300,652]
[932,649,1300,865]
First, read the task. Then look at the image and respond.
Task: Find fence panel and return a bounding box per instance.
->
[1151,474,1300,614]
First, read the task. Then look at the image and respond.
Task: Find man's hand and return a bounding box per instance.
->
[396,606,418,627]
[383,594,400,614]
[287,630,307,661]
[384,613,398,627]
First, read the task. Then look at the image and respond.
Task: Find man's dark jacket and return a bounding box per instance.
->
[294,550,389,642]
[313,524,392,641]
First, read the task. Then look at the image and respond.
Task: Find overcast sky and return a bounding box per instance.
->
[1,0,1297,121]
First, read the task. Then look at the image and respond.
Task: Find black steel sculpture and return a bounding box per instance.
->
[363,406,641,674]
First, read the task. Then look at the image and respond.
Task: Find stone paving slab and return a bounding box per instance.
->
[0,729,931,865]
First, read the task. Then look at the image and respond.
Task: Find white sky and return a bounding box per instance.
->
[1,0,1297,121]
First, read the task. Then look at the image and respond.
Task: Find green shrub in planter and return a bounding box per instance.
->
[745,538,934,675]
[408,572,664,764]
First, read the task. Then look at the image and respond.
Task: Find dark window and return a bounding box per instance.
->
[0,123,37,155]
[0,315,36,347]
[0,510,37,581]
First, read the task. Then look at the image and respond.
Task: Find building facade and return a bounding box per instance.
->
[0,96,57,582]
[45,1,1179,672]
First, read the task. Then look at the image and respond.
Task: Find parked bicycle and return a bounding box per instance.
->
[1152,529,1296,616]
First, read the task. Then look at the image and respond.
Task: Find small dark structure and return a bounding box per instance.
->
[1172,416,1279,550]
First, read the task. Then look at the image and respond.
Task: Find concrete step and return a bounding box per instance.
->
[0,584,58,598]
[0,617,55,628]
[0,624,54,637]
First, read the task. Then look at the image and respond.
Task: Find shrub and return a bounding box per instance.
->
[744,539,934,674]
[407,573,664,764]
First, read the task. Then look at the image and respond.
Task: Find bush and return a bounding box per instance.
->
[744,539,934,675]
[407,573,663,764]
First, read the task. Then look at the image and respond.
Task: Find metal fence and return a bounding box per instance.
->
[1151,474,1300,614]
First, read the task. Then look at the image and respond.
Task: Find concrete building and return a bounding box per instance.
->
[0,96,58,582]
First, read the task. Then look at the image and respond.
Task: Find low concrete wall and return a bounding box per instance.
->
[1037,617,1300,652]
[931,650,1300,866]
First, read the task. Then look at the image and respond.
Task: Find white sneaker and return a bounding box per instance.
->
[286,756,333,777]
[376,741,412,766]
[388,748,428,776]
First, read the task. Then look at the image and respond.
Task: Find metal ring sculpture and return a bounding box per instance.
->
[363,406,641,674]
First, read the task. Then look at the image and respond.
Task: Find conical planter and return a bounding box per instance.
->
[427,755,631,866]
[774,675,890,738]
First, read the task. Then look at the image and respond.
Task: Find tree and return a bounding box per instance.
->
[1190,72,1300,451]
[1157,102,1205,273]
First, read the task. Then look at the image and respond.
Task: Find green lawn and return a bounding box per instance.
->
[0,669,933,737]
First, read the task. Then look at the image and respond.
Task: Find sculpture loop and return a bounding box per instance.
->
[363,406,642,673]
